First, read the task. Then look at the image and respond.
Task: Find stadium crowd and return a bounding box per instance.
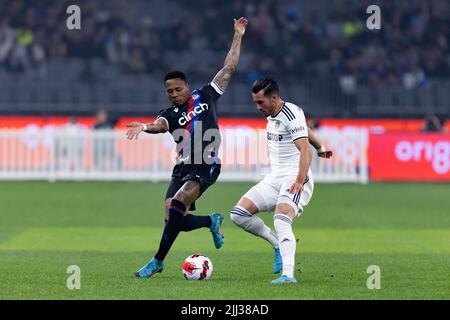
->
[0,0,449,88]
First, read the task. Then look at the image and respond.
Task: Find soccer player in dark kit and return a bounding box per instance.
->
[126,17,248,278]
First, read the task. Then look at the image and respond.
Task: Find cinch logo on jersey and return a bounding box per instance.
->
[267,132,283,141]
[288,126,306,135]
[178,102,209,126]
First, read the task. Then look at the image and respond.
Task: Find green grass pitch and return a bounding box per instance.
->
[0,181,449,299]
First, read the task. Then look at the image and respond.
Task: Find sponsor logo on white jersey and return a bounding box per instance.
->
[288,126,306,134]
[267,132,283,141]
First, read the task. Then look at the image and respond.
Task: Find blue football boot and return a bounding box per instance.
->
[210,213,224,249]
[135,257,164,278]
[271,275,298,284]
[273,247,282,274]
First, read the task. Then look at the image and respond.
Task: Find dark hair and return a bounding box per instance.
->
[252,76,279,96]
[163,70,188,82]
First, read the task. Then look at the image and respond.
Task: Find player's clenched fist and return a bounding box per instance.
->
[318,150,333,158]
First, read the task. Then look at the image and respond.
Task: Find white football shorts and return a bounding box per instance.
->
[243,174,314,217]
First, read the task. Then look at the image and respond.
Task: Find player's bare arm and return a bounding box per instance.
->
[307,127,333,158]
[211,17,248,93]
[289,138,312,194]
[126,118,168,140]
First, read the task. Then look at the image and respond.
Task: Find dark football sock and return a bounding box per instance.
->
[179,214,212,232]
[154,199,186,261]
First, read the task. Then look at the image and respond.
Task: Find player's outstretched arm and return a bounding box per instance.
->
[126,118,168,140]
[211,17,248,93]
[307,127,333,158]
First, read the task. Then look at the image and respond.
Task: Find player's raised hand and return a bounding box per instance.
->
[234,17,248,36]
[126,122,144,140]
[289,180,304,195]
[318,150,333,159]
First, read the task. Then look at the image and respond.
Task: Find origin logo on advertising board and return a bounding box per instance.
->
[369,133,450,181]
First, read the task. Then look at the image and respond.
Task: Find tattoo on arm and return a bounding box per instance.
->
[212,66,235,93]
[145,119,168,134]
[212,33,242,92]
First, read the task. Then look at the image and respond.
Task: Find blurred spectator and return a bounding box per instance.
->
[57,116,85,171]
[0,0,448,85]
[0,18,14,63]
[93,109,115,170]
[421,114,444,132]
[306,118,320,130]
[9,27,34,72]
[93,109,114,129]
[276,0,303,32]
[30,40,46,76]
[402,64,427,89]
[125,48,146,74]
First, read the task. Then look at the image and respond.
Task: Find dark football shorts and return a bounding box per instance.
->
[165,162,221,211]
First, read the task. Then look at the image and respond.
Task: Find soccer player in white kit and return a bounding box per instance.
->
[230,76,332,284]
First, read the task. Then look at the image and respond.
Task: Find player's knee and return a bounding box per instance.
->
[273,213,292,225]
[173,190,187,203]
[164,199,171,222]
[275,202,295,218]
[174,182,199,206]
[172,194,191,211]
[237,197,258,213]
[229,210,240,226]
[168,198,187,217]
[230,206,252,228]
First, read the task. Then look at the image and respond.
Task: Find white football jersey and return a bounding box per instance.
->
[266,102,311,177]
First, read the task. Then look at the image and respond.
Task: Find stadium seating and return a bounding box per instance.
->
[0,0,448,118]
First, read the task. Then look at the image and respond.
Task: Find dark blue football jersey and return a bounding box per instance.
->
[157,83,223,165]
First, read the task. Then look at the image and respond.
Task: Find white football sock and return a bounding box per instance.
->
[230,206,279,248]
[274,214,296,278]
